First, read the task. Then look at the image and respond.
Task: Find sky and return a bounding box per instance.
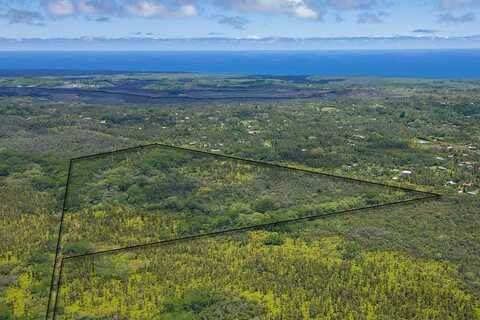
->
[0,0,480,50]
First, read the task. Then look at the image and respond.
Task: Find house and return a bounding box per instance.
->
[400,170,412,177]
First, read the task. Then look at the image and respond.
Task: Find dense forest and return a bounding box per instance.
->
[0,74,479,319]
[57,232,478,320]
[60,145,425,256]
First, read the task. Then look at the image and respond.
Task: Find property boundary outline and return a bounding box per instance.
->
[46,143,442,319]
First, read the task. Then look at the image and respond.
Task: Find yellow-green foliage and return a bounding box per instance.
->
[60,233,480,320]
[0,183,57,319]
[4,269,32,318]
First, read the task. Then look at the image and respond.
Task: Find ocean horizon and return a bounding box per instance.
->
[1,49,480,78]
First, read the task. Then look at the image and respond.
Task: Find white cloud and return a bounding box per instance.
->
[76,0,98,14]
[293,1,319,18]
[178,4,198,17]
[124,1,198,17]
[43,0,111,16]
[10,0,392,22]
[38,0,198,21]
[218,0,321,19]
[216,0,392,19]
[124,1,169,17]
[41,0,198,18]
[46,0,75,16]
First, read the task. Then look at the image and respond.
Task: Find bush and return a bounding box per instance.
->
[263,232,284,246]
[254,197,277,213]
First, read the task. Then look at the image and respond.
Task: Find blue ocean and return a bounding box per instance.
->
[1,50,480,78]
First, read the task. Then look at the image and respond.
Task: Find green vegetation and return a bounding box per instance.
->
[58,233,479,319]
[60,145,421,257]
[0,74,479,319]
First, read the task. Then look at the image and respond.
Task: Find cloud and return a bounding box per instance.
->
[2,0,392,24]
[45,0,75,16]
[0,8,45,25]
[41,0,198,18]
[328,0,380,10]
[77,0,119,15]
[437,0,480,9]
[3,35,480,51]
[212,0,389,21]
[123,1,170,16]
[216,15,249,29]
[438,12,476,23]
[412,28,437,34]
[42,0,115,16]
[357,11,387,23]
[217,0,322,19]
[216,0,388,20]
[131,31,156,36]
[123,1,197,17]
[178,3,198,16]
